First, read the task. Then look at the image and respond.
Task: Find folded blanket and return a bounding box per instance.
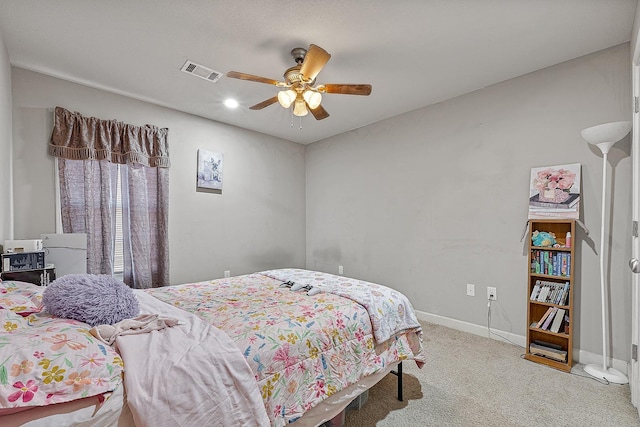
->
[90,314,180,345]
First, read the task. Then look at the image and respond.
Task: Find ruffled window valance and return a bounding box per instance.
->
[49,106,170,168]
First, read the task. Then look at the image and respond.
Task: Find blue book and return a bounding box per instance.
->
[544,252,550,274]
[537,251,542,274]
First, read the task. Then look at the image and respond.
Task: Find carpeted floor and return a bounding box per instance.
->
[345,321,640,426]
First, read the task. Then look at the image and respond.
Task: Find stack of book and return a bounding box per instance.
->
[530,280,570,306]
[529,341,567,362]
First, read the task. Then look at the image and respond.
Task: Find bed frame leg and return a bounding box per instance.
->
[390,361,403,401]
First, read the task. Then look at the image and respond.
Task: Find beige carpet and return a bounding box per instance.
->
[345,322,640,426]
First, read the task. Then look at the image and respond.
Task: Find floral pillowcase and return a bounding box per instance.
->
[0,281,124,412]
[0,281,43,317]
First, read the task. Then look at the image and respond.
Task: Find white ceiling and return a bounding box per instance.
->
[0,0,637,144]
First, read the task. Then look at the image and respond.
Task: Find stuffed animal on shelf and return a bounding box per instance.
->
[532,230,556,247]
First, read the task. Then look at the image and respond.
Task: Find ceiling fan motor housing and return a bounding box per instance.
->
[284,65,316,88]
[290,47,307,64]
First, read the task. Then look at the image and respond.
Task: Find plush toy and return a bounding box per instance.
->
[532,230,556,247]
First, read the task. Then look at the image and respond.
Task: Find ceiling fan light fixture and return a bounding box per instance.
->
[303,90,322,109]
[293,98,308,117]
[226,43,372,122]
[277,89,296,108]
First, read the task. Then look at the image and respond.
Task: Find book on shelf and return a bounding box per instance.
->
[533,340,563,350]
[530,282,541,300]
[561,253,568,276]
[545,252,553,275]
[550,308,566,333]
[559,282,570,305]
[537,285,550,302]
[540,307,558,330]
[536,307,555,328]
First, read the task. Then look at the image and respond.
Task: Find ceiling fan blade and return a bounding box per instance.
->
[300,44,331,81]
[250,96,279,110]
[310,104,330,120]
[227,71,280,86]
[321,84,372,96]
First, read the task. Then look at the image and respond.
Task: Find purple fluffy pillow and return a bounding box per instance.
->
[43,274,139,327]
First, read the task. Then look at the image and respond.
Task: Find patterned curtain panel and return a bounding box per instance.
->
[51,107,170,288]
[57,158,117,275]
[121,164,170,288]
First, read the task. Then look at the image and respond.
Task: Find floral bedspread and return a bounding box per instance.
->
[260,269,422,344]
[146,272,425,426]
[0,281,123,412]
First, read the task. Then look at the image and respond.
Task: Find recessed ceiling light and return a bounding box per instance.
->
[224,99,239,108]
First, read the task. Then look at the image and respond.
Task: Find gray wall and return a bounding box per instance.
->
[11,68,306,285]
[306,44,632,361]
[0,30,11,244]
[6,44,634,362]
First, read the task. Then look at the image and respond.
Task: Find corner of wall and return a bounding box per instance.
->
[632,2,640,62]
[0,29,13,243]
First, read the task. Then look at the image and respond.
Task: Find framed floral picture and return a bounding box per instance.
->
[197,149,224,191]
[528,163,581,219]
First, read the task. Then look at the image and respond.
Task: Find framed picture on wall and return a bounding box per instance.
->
[528,163,581,219]
[197,149,224,191]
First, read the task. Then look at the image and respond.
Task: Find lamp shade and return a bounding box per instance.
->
[581,121,631,154]
[303,90,322,109]
[293,98,308,117]
[277,90,296,108]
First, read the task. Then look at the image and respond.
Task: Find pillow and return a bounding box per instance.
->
[43,274,139,326]
[0,281,44,317]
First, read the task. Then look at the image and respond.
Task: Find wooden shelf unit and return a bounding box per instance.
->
[524,218,576,372]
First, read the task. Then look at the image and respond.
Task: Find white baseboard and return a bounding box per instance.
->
[414,309,630,376]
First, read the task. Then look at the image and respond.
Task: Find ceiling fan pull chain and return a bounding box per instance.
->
[299,116,303,131]
[290,110,294,128]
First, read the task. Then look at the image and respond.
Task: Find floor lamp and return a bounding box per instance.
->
[581,120,631,384]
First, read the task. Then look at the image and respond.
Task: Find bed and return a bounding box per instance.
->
[0,268,425,426]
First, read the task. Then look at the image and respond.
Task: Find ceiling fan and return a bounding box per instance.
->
[226,44,372,120]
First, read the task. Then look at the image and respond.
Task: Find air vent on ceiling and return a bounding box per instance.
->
[180,60,222,83]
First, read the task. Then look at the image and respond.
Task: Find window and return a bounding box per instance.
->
[51,106,170,288]
[113,166,124,277]
[56,161,124,277]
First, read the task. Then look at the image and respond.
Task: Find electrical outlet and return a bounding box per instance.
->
[466,283,475,297]
[487,286,497,300]
[224,270,230,278]
[338,265,344,275]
